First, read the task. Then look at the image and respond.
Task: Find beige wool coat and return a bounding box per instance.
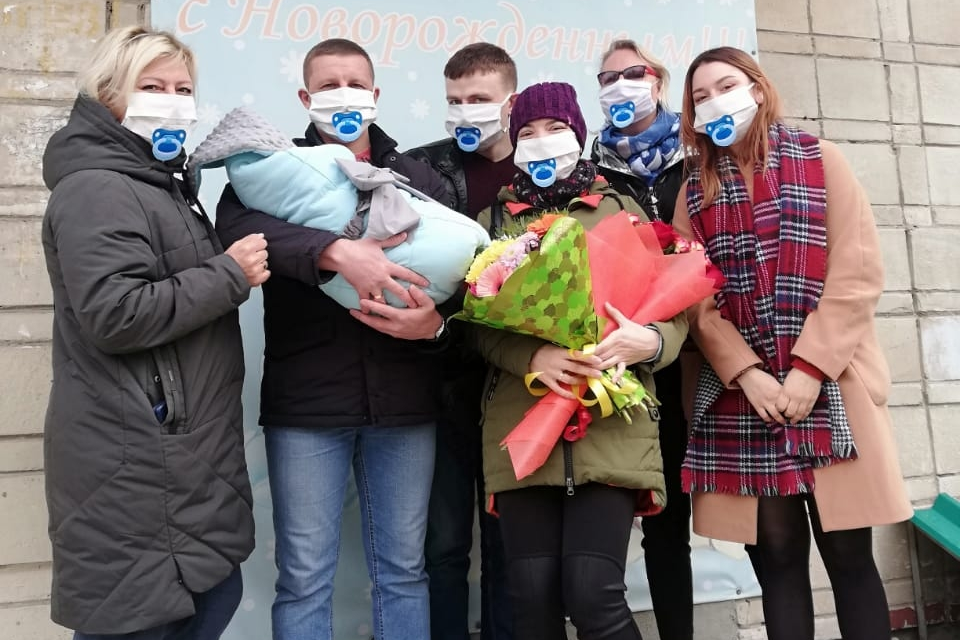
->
[672,139,912,545]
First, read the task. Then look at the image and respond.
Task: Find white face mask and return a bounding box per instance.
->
[598,79,656,129]
[693,83,759,147]
[513,129,582,188]
[307,87,378,143]
[444,98,509,153]
[121,92,197,161]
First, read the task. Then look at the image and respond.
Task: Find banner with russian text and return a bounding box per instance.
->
[151,2,761,638]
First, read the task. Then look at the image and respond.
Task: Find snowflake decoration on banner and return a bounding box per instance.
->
[410,98,430,119]
[279,50,305,84]
[241,93,255,105]
[197,103,223,125]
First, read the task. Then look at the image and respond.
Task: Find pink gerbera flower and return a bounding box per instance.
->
[474,262,511,297]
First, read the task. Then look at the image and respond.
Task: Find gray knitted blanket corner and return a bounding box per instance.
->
[187,106,294,184]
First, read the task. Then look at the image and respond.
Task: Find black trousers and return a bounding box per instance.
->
[427,357,512,640]
[497,483,643,640]
[641,360,694,640]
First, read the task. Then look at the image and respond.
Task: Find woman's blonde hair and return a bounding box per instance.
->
[600,39,670,108]
[680,46,783,207]
[77,26,196,112]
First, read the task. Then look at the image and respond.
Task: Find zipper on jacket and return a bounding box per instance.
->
[563,440,575,496]
[648,186,662,221]
[486,368,500,401]
[165,366,181,435]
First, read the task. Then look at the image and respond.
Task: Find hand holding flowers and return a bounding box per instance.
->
[529,344,604,400]
[594,302,662,375]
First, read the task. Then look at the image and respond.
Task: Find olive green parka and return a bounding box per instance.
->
[471,178,688,512]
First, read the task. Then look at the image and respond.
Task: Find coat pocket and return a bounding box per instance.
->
[847,356,890,406]
[157,242,200,277]
[161,412,253,512]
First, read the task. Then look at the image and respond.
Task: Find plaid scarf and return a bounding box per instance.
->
[681,123,857,497]
[511,159,598,210]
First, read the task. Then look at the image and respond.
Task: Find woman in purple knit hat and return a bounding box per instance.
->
[470,81,688,640]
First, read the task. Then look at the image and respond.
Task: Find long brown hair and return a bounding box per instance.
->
[680,47,783,207]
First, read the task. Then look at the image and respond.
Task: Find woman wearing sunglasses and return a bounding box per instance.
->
[589,40,693,640]
[673,46,911,640]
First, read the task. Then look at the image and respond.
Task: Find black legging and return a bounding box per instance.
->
[497,483,643,640]
[745,495,891,640]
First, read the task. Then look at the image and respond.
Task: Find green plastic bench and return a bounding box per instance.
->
[908,493,960,640]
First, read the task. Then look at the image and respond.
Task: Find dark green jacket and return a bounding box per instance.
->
[41,96,254,634]
[472,178,687,509]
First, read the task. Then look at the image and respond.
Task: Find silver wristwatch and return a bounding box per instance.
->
[432,317,447,341]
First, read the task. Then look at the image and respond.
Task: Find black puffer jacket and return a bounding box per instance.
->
[590,137,685,224]
[215,123,449,428]
[590,135,687,429]
[41,96,254,634]
[405,138,490,435]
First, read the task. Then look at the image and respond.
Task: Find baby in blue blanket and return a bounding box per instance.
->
[190,107,489,310]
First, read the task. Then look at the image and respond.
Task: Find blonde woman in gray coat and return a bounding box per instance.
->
[41,26,268,640]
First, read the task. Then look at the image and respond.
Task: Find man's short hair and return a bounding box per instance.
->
[302,38,375,86]
[443,42,517,91]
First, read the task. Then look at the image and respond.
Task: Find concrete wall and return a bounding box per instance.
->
[0,1,957,638]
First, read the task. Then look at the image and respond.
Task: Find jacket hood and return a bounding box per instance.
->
[43,95,184,191]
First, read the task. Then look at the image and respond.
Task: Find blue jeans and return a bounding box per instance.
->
[73,567,242,640]
[265,424,436,640]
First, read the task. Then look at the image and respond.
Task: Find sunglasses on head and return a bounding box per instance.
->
[597,64,660,87]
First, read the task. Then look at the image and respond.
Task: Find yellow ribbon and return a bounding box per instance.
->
[523,343,623,418]
[524,371,613,417]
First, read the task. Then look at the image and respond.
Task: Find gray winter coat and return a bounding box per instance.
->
[41,96,255,634]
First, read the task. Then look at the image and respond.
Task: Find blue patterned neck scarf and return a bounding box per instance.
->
[599,108,681,185]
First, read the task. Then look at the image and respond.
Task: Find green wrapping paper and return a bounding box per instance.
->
[456,215,599,350]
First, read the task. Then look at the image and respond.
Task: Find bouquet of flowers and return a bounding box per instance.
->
[457,209,723,480]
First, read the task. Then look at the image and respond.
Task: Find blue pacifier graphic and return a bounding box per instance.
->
[704,114,737,147]
[455,126,482,152]
[527,158,557,188]
[608,101,636,128]
[332,111,364,142]
[151,128,186,161]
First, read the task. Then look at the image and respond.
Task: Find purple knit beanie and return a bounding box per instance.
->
[508,82,587,149]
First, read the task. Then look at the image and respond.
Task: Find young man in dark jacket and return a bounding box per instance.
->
[216,38,448,640]
[406,43,518,640]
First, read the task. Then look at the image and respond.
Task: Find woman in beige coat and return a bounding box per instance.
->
[671,47,911,640]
